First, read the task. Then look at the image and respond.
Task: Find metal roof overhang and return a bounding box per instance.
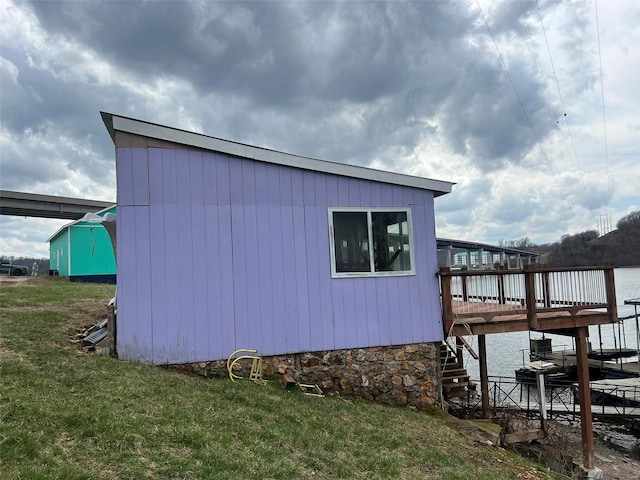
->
[101,112,455,196]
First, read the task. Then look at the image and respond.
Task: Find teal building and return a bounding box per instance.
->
[47,205,117,283]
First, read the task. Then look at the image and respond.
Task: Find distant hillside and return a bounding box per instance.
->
[546,210,640,267]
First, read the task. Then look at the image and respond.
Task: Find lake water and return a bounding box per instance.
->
[464,266,640,380]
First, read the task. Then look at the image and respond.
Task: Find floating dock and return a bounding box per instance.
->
[589,377,640,408]
[544,349,640,379]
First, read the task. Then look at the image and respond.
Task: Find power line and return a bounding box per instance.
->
[475,1,550,165]
[594,0,612,209]
[535,0,592,210]
[475,0,575,213]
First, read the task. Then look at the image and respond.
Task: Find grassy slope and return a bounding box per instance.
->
[0,277,554,479]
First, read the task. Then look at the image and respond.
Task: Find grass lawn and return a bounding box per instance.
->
[0,277,556,479]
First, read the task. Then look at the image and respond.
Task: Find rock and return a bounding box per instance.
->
[403,375,416,387]
[280,374,296,389]
[322,378,334,389]
[302,355,320,367]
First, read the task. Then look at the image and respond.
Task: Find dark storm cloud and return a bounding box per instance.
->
[20,0,562,173]
[0,48,42,135]
[0,49,120,190]
[2,0,637,256]
[1,47,93,137]
[26,1,310,105]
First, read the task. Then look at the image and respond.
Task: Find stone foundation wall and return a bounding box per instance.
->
[172,342,441,410]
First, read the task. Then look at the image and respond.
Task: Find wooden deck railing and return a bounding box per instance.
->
[439,264,618,336]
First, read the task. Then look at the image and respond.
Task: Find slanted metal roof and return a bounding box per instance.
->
[101,112,454,196]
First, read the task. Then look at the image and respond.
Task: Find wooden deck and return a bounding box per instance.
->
[440,265,618,337]
[448,302,613,336]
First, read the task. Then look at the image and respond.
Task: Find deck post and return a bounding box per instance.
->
[524,265,538,330]
[478,334,490,418]
[445,245,453,267]
[461,274,468,302]
[603,263,618,323]
[455,336,464,368]
[575,326,596,470]
[439,268,453,336]
[497,270,505,305]
[542,269,551,308]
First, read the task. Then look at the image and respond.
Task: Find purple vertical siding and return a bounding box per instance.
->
[116,148,133,206]
[117,205,153,361]
[322,176,338,350]
[254,162,272,353]
[176,151,196,361]
[304,206,322,351]
[189,152,209,361]
[116,145,444,365]
[147,149,167,363]
[242,159,261,353]
[292,205,311,351]
[132,149,150,206]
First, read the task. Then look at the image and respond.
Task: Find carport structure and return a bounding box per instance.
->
[0,190,113,220]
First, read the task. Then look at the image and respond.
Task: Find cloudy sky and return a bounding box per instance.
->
[1,0,638,258]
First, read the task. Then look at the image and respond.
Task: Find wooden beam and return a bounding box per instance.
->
[603,264,618,323]
[455,336,464,368]
[458,335,479,360]
[524,265,538,329]
[503,429,546,445]
[449,314,614,337]
[575,326,595,470]
[478,335,490,418]
[439,267,454,335]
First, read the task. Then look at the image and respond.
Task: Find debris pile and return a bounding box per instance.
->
[74,319,108,351]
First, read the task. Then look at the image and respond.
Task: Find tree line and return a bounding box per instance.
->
[503,210,640,267]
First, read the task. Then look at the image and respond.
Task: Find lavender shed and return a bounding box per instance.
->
[102,112,454,408]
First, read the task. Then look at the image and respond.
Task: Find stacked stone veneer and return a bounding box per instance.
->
[172,342,441,410]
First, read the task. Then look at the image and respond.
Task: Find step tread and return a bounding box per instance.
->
[441,362,462,369]
[442,368,468,376]
[443,381,471,389]
[442,377,470,385]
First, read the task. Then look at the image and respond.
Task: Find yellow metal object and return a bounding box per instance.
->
[227,349,267,385]
[297,383,324,397]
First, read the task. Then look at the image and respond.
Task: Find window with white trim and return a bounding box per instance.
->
[329,208,414,277]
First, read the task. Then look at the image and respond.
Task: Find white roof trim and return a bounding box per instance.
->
[101,112,454,196]
[46,204,117,242]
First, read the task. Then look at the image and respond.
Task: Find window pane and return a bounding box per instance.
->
[333,212,371,272]
[372,212,411,272]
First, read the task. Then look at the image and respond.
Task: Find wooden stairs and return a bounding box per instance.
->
[440,341,477,402]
